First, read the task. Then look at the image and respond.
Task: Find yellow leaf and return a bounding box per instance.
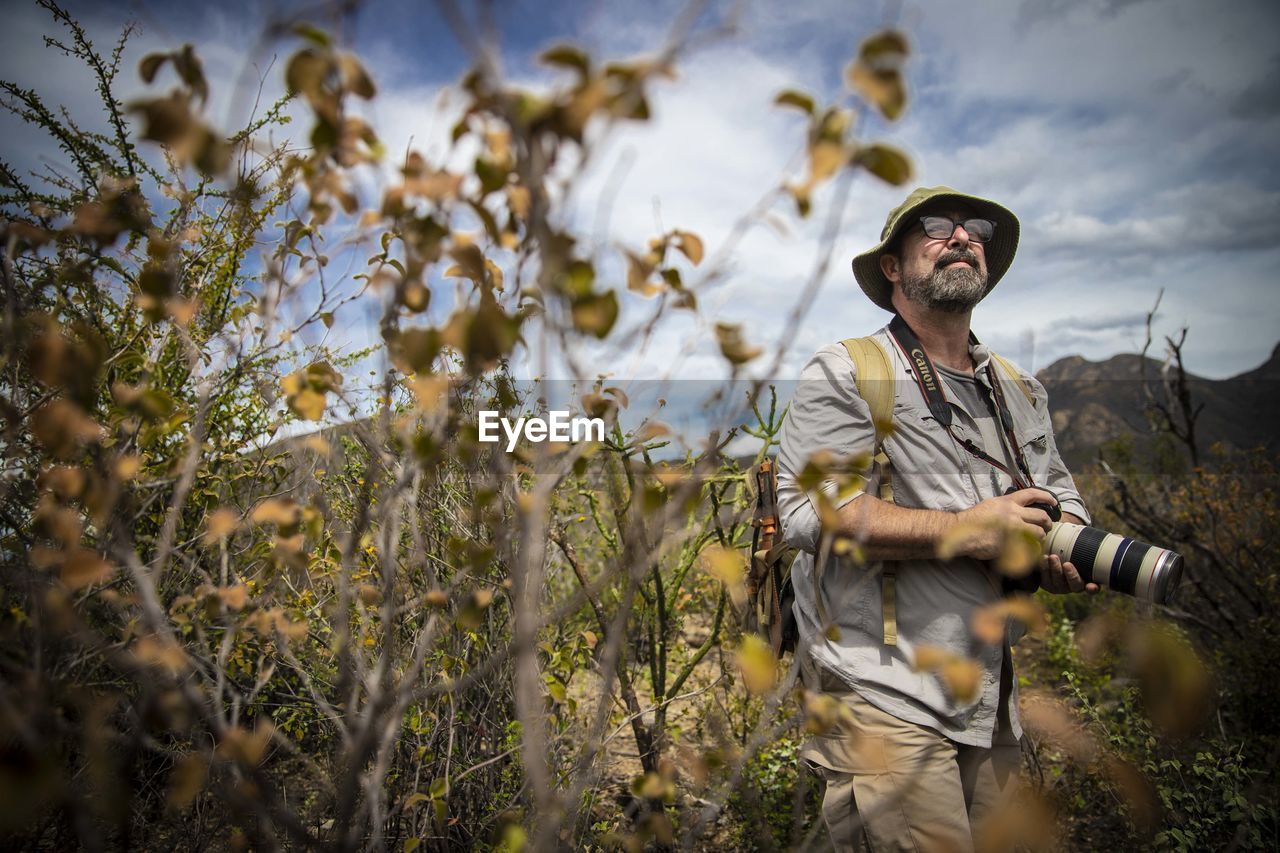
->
[217,584,249,610]
[165,298,199,326]
[632,771,667,800]
[737,634,778,695]
[634,421,671,442]
[808,140,847,184]
[970,602,1008,645]
[1001,596,1047,637]
[484,258,505,292]
[673,230,704,265]
[996,527,1043,577]
[973,787,1058,853]
[911,643,980,702]
[1103,756,1159,834]
[217,722,275,768]
[701,545,745,587]
[338,53,376,98]
[1075,612,1122,664]
[39,465,86,500]
[303,435,330,455]
[250,498,301,527]
[409,374,449,412]
[1128,622,1212,737]
[166,752,208,811]
[32,399,105,458]
[273,610,310,641]
[939,658,982,703]
[61,548,114,590]
[204,508,239,544]
[910,643,950,671]
[115,454,144,480]
[714,322,763,365]
[626,252,661,296]
[845,30,909,121]
[802,690,844,735]
[401,280,430,312]
[1019,692,1097,763]
[289,388,327,421]
[133,635,189,674]
[936,517,995,560]
[506,185,530,219]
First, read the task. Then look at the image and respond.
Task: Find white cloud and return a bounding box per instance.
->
[5,0,1277,386]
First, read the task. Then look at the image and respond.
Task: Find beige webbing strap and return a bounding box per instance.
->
[840,336,900,645]
[990,352,1036,407]
[881,569,898,646]
[841,337,895,444]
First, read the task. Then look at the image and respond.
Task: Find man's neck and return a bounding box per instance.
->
[894,303,974,373]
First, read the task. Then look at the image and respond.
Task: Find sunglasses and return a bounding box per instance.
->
[918,216,996,243]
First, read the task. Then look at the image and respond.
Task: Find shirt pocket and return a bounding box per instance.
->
[881,406,970,512]
[1018,430,1052,486]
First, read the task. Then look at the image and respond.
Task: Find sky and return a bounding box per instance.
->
[2,0,1279,385]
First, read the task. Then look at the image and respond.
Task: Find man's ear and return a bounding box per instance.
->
[879,252,901,284]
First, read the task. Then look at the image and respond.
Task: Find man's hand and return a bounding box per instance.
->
[1040,553,1100,594]
[951,488,1057,561]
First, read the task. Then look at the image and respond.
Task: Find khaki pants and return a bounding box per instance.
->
[800,685,1022,853]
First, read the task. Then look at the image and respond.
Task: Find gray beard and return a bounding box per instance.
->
[899,264,990,313]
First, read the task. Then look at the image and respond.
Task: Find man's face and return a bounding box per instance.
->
[881,207,992,313]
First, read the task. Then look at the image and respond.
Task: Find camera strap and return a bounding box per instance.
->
[887,314,1036,491]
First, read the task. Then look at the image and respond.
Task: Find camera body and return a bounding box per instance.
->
[999,488,1183,605]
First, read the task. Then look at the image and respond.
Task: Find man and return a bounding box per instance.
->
[776,186,1096,852]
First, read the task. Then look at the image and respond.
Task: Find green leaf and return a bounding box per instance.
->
[856,143,913,186]
[292,23,332,47]
[562,260,595,297]
[571,290,618,339]
[773,89,815,115]
[859,30,909,62]
[539,44,590,76]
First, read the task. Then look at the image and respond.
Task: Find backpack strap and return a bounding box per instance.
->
[838,336,900,646]
[989,352,1036,408]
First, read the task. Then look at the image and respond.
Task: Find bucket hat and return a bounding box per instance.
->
[851,186,1019,312]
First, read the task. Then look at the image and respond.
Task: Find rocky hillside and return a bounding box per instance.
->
[1037,343,1280,469]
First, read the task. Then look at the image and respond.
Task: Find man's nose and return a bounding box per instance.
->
[946,223,971,249]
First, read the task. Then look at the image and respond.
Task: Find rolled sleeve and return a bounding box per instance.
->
[1024,375,1091,526]
[776,344,878,554]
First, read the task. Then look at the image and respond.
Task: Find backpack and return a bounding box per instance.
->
[747,459,798,656]
[746,336,1035,653]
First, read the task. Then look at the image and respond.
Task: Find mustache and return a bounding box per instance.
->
[935,250,980,269]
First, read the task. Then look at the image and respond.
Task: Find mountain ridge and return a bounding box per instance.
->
[1036,342,1280,469]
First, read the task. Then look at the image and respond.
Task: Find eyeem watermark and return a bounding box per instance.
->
[478,410,605,452]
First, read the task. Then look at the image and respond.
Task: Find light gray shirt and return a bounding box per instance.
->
[777,326,1090,747]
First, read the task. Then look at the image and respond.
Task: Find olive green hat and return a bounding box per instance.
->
[851,185,1020,312]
